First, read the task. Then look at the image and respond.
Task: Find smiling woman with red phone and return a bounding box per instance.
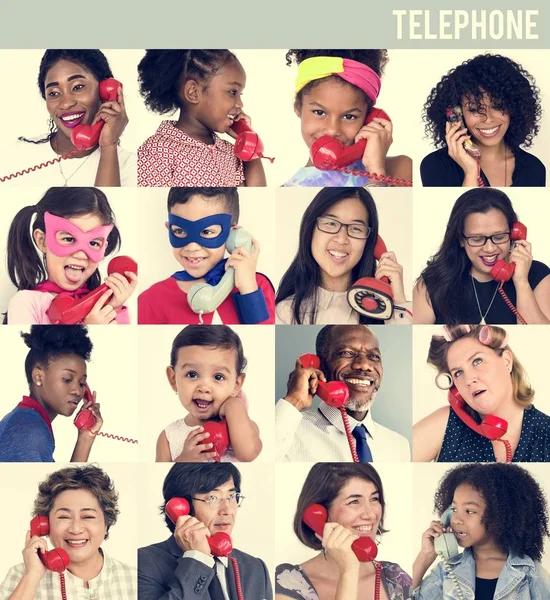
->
[0,325,104,463]
[0,49,135,187]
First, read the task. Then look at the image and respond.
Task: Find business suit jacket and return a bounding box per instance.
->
[138,536,273,599]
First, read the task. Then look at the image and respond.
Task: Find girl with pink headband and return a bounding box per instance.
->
[5,187,138,325]
[283,49,412,187]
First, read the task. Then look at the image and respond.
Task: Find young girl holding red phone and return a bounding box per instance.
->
[414,188,550,324]
[276,187,412,324]
[137,50,267,187]
[0,50,135,187]
[5,187,138,325]
[283,49,412,187]
[0,325,104,462]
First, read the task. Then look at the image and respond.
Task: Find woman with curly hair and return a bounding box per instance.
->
[0,325,104,462]
[1,50,135,187]
[276,463,412,600]
[413,463,550,599]
[0,464,136,599]
[136,50,266,186]
[413,188,550,324]
[413,325,550,463]
[283,49,412,187]
[420,53,545,187]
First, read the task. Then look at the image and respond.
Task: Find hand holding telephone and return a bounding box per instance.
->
[188,229,253,315]
[490,222,528,283]
[303,503,378,562]
[445,106,481,159]
[433,507,459,560]
[230,118,274,163]
[347,237,394,320]
[47,256,138,325]
[29,515,70,572]
[71,78,122,151]
[202,420,230,462]
[298,354,349,408]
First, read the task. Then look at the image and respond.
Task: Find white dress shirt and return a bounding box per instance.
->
[275,399,410,462]
[185,551,230,600]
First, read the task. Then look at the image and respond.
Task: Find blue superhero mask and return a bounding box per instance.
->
[168,213,232,248]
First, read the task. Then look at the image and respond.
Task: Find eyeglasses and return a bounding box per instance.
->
[192,493,245,509]
[316,217,371,240]
[462,232,511,247]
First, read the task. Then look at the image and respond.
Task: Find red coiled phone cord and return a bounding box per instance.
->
[229,556,244,600]
[91,431,138,444]
[339,407,359,463]
[59,572,67,600]
[340,166,412,187]
[373,561,382,600]
[0,152,77,183]
[498,284,527,324]
[477,163,486,187]
[496,439,513,463]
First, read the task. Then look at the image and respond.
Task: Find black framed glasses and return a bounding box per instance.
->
[462,232,511,247]
[192,493,245,509]
[316,217,371,240]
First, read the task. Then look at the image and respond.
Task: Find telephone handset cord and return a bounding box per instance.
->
[496,438,513,463]
[59,572,67,600]
[439,554,466,600]
[338,166,412,187]
[339,407,359,463]
[90,430,138,444]
[373,561,382,600]
[0,151,78,183]
[497,283,527,324]
[229,556,244,600]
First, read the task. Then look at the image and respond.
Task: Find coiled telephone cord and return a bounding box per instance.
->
[340,407,359,463]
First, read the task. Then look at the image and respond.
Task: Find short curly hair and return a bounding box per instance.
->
[423,53,541,150]
[33,464,120,540]
[286,49,389,111]
[138,50,238,114]
[22,325,93,388]
[434,463,549,561]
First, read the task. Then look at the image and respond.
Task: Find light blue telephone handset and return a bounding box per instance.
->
[434,507,465,600]
[187,228,254,316]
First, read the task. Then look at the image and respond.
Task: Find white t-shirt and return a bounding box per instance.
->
[0,139,137,187]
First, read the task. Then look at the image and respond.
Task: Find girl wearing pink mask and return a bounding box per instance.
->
[5,187,138,325]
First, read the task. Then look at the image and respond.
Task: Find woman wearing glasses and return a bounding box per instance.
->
[275,187,412,324]
[414,188,550,324]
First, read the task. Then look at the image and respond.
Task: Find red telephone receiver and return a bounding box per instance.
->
[310,108,390,171]
[230,118,274,163]
[347,237,394,320]
[298,354,349,408]
[30,515,70,572]
[46,256,137,325]
[490,222,527,283]
[302,504,378,562]
[202,420,230,462]
[71,78,122,151]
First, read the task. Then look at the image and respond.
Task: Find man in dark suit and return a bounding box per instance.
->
[138,463,273,600]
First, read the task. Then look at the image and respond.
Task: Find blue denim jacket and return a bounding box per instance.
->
[413,548,550,599]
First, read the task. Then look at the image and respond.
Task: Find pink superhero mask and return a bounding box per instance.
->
[44,212,114,263]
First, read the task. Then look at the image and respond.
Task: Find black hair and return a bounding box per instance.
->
[169,325,247,374]
[423,54,541,150]
[276,187,379,324]
[20,50,113,145]
[138,50,238,114]
[7,187,121,294]
[434,463,549,561]
[167,187,240,224]
[160,463,242,532]
[286,50,389,111]
[22,325,93,388]
[417,188,517,324]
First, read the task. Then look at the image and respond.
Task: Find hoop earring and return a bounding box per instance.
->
[435,372,453,390]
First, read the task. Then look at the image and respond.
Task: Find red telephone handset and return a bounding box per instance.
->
[30,515,70,572]
[302,504,378,562]
[298,354,349,408]
[230,118,274,163]
[47,256,137,325]
[490,222,527,283]
[202,420,230,462]
[310,108,390,171]
[71,78,122,151]
[347,237,394,320]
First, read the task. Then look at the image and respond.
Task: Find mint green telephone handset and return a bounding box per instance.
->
[434,507,464,600]
[187,228,254,316]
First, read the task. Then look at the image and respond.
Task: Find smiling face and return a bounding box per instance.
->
[446,336,513,416]
[192,477,238,536]
[48,489,107,565]
[44,59,101,140]
[462,209,511,282]
[449,483,491,549]
[296,78,368,152]
[311,197,369,292]
[34,213,107,291]
[461,92,510,149]
[325,325,383,412]
[33,354,87,420]
[167,196,229,278]
[327,476,382,539]
[167,345,244,424]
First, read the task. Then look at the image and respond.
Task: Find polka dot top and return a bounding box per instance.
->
[438,406,550,462]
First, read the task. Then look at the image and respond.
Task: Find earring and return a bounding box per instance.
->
[435,372,453,390]
[35,380,42,386]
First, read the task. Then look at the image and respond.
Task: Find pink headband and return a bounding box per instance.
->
[44,212,114,263]
[441,325,508,348]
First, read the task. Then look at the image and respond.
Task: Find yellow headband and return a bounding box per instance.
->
[295,56,344,93]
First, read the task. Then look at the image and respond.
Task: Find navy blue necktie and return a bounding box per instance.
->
[353,425,373,462]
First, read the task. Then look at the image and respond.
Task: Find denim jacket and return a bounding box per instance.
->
[413,548,550,599]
